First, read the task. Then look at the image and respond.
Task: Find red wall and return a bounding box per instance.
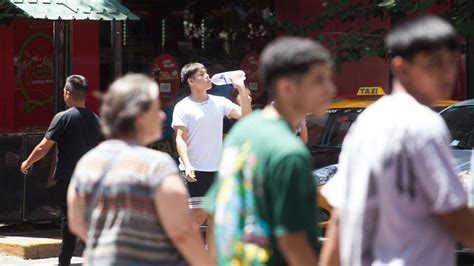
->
[275,0,389,96]
[0,19,100,132]
[0,19,55,133]
[12,19,54,132]
[274,1,466,99]
[71,21,100,114]
[0,24,15,132]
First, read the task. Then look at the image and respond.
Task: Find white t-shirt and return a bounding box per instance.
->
[172,95,239,171]
[322,91,467,266]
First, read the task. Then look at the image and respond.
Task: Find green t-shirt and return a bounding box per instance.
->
[205,110,319,266]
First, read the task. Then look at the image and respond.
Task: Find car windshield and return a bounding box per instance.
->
[432,106,449,113]
[312,103,459,149]
[318,108,363,147]
[441,105,474,149]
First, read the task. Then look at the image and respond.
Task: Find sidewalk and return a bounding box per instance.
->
[0,254,83,265]
[0,224,82,263]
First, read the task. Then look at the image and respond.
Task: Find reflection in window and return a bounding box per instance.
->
[442,106,474,149]
[320,109,362,147]
[101,0,274,107]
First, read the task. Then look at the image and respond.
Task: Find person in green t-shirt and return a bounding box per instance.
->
[205,36,336,265]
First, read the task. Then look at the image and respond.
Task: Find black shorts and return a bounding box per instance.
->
[180,171,216,209]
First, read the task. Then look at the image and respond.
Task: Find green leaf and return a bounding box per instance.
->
[321,1,339,19]
[340,0,351,6]
[347,53,361,61]
[416,0,434,11]
[316,34,325,43]
[308,20,322,31]
[360,8,370,20]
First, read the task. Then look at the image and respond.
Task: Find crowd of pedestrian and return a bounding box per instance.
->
[19,14,474,266]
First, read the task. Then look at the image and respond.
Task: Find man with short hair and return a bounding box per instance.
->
[172,62,252,249]
[320,15,474,266]
[21,75,101,266]
[68,74,214,265]
[205,36,336,265]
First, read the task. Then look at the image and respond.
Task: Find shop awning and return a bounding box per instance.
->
[4,0,139,20]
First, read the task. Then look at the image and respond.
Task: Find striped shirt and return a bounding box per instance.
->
[72,140,186,265]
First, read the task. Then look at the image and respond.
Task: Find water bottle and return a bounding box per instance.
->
[211,70,246,86]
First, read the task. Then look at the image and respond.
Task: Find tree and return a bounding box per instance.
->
[265,0,473,72]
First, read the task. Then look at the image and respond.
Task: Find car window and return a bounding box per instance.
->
[441,106,474,149]
[319,108,363,147]
[432,106,448,113]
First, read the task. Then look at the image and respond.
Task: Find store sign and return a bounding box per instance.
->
[150,54,180,106]
[14,19,54,130]
[240,51,264,101]
[356,87,385,96]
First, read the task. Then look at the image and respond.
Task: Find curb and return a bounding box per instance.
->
[0,237,62,259]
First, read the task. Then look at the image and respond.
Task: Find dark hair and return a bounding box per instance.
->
[100,73,159,139]
[259,37,331,100]
[65,74,88,100]
[385,15,458,61]
[180,62,204,94]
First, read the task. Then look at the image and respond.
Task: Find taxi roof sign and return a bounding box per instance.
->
[357,87,385,96]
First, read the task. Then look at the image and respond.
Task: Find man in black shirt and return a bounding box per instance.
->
[21,75,101,266]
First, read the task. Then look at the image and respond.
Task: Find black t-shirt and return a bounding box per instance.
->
[45,107,101,181]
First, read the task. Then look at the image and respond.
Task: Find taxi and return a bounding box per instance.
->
[311,87,458,229]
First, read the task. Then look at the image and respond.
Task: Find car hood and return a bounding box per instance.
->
[451,149,472,173]
[314,148,472,186]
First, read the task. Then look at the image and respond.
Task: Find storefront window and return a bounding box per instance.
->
[111,0,274,105]
[98,0,274,158]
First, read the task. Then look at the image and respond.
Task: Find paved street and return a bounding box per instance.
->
[0,223,83,265]
[1,224,473,265]
[0,254,83,265]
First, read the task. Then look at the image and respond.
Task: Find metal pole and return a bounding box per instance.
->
[21,133,27,221]
[53,20,70,114]
[111,20,123,79]
[387,12,406,94]
[467,37,474,99]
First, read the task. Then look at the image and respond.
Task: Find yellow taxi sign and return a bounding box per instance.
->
[357,87,385,96]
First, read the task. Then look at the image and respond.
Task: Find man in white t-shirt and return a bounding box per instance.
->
[172,62,251,249]
[320,15,474,266]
